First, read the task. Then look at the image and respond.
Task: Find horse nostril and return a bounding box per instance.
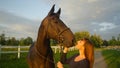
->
[71,39,74,44]
[72,38,75,42]
[72,39,74,43]
[72,38,76,46]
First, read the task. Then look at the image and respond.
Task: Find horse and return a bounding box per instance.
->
[27,5,74,68]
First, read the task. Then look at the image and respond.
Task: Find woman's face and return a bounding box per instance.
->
[75,40,85,49]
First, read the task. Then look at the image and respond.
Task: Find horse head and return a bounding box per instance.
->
[43,5,74,47]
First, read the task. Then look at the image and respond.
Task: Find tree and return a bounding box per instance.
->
[108,34,120,46]
[19,38,25,46]
[117,34,120,45]
[117,34,120,41]
[74,31,90,41]
[74,31,103,48]
[0,33,34,46]
[102,40,108,46]
[6,37,19,46]
[0,34,6,45]
[19,37,33,46]
[108,36,117,45]
[90,34,103,48]
[24,37,33,45]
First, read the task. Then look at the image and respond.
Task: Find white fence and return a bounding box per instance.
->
[0,45,76,59]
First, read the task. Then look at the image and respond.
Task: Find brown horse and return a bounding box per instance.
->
[27,5,74,68]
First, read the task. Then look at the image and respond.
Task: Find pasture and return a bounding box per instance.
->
[0,48,78,68]
[1,46,120,68]
[0,53,28,68]
[102,49,120,68]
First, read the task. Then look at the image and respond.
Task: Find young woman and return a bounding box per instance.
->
[57,38,94,68]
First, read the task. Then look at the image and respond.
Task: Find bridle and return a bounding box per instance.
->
[57,27,70,44]
[45,19,70,44]
[42,18,71,67]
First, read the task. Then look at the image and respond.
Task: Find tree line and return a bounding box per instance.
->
[0,31,120,47]
[74,31,120,47]
[0,34,33,46]
[51,31,120,48]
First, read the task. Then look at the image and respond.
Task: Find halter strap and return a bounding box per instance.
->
[58,28,69,36]
[57,28,70,43]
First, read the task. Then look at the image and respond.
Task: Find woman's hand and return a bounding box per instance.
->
[57,61,63,68]
[63,47,69,53]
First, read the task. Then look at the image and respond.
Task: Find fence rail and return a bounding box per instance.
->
[0,45,75,59]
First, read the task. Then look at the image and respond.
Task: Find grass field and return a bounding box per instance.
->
[102,49,120,68]
[0,50,78,68]
[0,53,28,68]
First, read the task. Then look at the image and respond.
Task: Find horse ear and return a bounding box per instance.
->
[57,8,61,17]
[48,4,55,16]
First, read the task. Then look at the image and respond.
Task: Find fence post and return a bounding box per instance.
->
[18,45,20,59]
[0,44,1,59]
[54,47,56,53]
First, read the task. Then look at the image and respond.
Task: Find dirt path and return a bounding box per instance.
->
[93,50,107,68]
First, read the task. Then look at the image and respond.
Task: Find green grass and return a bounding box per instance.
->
[54,50,79,68]
[102,49,120,68]
[0,50,78,68]
[0,53,28,68]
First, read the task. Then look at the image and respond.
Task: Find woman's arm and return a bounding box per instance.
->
[57,47,68,68]
[60,47,68,64]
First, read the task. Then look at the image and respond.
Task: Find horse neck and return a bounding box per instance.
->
[35,25,50,55]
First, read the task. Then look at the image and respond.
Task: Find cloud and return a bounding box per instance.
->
[99,22,117,31]
[54,0,120,40]
[87,0,97,3]
[0,10,40,40]
[92,22,117,31]
[0,0,120,40]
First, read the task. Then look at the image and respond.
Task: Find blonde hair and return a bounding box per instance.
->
[82,38,94,68]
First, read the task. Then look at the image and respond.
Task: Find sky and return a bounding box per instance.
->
[0,0,120,40]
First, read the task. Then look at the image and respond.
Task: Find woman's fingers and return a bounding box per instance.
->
[57,61,63,68]
[63,47,69,53]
